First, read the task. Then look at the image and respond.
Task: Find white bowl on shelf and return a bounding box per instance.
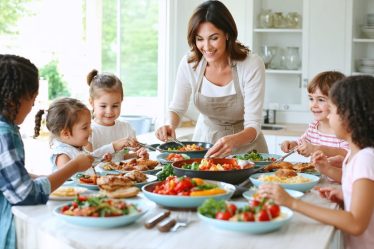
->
[359,58,374,67]
[361,26,374,39]
[358,65,374,74]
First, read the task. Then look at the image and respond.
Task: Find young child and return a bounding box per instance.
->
[0,55,93,249]
[85,69,148,161]
[260,75,374,249]
[34,97,94,171]
[281,71,349,158]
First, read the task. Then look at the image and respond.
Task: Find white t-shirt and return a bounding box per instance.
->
[201,77,235,97]
[90,120,136,161]
[342,147,374,249]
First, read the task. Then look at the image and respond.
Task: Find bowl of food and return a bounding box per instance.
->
[172,158,256,185]
[141,176,235,208]
[197,199,293,234]
[231,151,281,167]
[54,196,148,228]
[250,171,320,192]
[156,152,190,164]
[157,141,213,158]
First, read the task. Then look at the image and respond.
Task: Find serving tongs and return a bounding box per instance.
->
[274,147,298,163]
[138,142,165,152]
[168,137,185,147]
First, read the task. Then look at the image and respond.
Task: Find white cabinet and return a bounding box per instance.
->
[265,134,310,162]
[348,0,374,75]
[248,0,349,112]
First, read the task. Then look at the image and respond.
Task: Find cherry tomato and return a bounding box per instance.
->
[257,209,270,222]
[215,211,232,220]
[242,211,255,222]
[250,199,260,207]
[61,205,70,212]
[227,203,237,215]
[78,196,88,202]
[174,178,193,193]
[267,204,280,218]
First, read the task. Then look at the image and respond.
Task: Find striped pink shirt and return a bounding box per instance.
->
[298,121,349,149]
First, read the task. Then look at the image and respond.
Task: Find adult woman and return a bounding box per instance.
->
[156,0,267,157]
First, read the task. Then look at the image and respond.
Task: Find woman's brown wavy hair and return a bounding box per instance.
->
[187,0,250,69]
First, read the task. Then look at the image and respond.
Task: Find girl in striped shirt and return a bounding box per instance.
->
[281,71,349,158]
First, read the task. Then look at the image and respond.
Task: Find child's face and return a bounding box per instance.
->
[91,91,122,126]
[328,100,346,140]
[62,109,92,147]
[308,88,330,122]
[15,93,38,125]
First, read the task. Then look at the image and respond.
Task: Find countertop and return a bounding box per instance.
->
[137,123,308,144]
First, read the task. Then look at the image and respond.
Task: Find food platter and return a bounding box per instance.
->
[49,186,92,201]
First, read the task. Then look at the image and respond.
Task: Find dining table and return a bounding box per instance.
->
[12,148,344,249]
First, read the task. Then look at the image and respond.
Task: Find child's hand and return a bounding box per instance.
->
[112,137,139,151]
[73,154,94,172]
[311,150,329,174]
[136,147,149,159]
[281,140,297,153]
[258,184,294,208]
[327,155,344,168]
[314,186,344,206]
[102,153,112,162]
[297,140,316,156]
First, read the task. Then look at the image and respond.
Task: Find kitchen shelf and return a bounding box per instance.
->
[352,71,374,75]
[265,69,302,74]
[353,38,374,43]
[254,28,302,33]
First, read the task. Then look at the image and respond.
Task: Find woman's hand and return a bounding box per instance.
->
[281,140,298,153]
[297,140,316,156]
[205,134,237,158]
[314,186,344,206]
[258,184,295,208]
[155,125,176,142]
[136,147,149,159]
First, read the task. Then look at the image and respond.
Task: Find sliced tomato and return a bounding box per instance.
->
[257,209,270,222]
[267,204,280,218]
[215,211,232,220]
[250,199,260,207]
[227,203,237,215]
[242,211,255,222]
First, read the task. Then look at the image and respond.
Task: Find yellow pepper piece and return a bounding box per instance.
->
[192,178,204,186]
[190,188,226,196]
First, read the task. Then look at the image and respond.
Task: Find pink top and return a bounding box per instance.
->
[342,148,374,249]
[298,121,349,149]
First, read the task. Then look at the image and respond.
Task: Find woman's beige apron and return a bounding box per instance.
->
[193,59,268,154]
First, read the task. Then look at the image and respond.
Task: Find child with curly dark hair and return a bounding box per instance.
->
[260,75,374,249]
[0,55,93,249]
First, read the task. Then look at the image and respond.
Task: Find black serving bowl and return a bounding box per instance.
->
[172,158,256,185]
[157,141,213,159]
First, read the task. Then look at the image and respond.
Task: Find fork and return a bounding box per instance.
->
[170,212,191,232]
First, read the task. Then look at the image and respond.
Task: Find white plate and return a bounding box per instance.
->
[49,187,92,201]
[242,188,304,200]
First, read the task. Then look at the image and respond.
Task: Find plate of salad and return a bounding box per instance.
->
[231,150,281,167]
[54,196,149,228]
[197,198,293,233]
[142,176,235,208]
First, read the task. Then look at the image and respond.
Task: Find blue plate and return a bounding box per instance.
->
[198,201,293,234]
[249,172,320,192]
[232,153,281,167]
[53,200,149,228]
[142,180,235,208]
[242,188,304,200]
[156,152,190,164]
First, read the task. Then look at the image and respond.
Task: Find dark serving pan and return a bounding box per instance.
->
[157,141,213,158]
[172,158,258,185]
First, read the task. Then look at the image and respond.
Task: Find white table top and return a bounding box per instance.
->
[12,178,342,249]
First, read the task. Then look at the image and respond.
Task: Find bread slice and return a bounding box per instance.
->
[100,186,140,199]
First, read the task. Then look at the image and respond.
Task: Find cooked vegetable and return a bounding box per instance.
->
[156,163,174,181]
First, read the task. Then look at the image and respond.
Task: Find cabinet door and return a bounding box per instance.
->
[304,0,348,79]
